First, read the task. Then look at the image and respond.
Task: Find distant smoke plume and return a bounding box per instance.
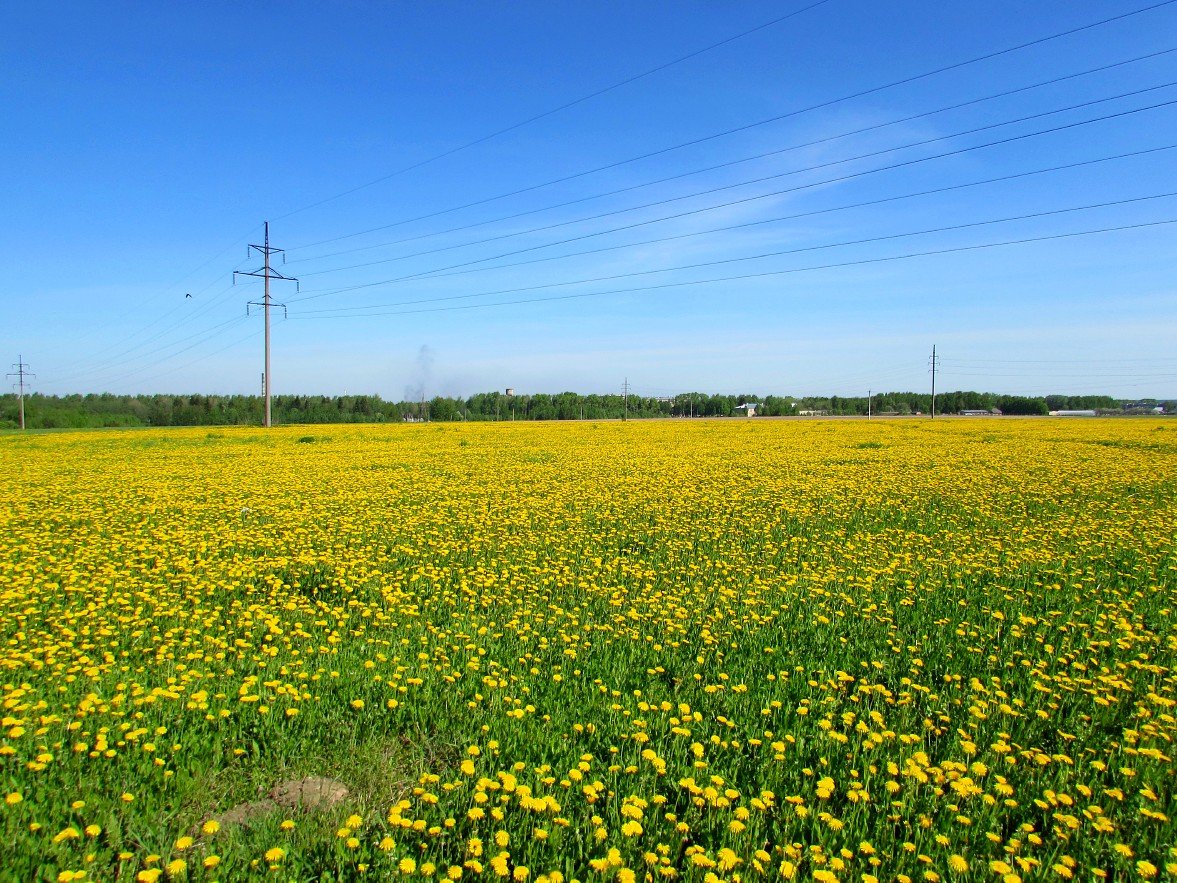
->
[403,345,435,402]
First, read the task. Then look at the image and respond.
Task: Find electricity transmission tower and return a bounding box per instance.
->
[234,222,298,428]
[929,345,941,419]
[622,378,629,422]
[7,356,33,430]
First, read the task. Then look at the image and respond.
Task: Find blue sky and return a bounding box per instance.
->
[2,0,1176,400]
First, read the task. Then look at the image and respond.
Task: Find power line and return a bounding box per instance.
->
[52,10,1177,392]
[941,356,1177,365]
[62,320,270,395]
[289,93,1177,308]
[124,324,267,390]
[288,90,1177,295]
[42,316,252,392]
[291,191,1177,316]
[287,0,1177,252]
[945,371,1177,379]
[40,280,251,387]
[43,235,269,386]
[288,45,1177,266]
[38,308,251,389]
[287,217,1177,319]
[300,144,1177,290]
[271,0,836,222]
[62,226,262,370]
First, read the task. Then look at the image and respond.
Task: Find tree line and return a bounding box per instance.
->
[1,391,1162,430]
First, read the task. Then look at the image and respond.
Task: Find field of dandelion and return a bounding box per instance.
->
[0,417,1174,882]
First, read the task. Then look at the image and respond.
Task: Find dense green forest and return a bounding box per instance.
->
[1,391,1165,430]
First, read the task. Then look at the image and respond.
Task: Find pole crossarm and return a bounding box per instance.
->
[235,266,299,287]
[247,301,288,319]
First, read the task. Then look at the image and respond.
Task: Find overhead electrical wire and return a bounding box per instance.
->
[284,143,1177,303]
[37,279,262,388]
[44,3,838,388]
[287,218,1177,319]
[291,145,1177,290]
[287,97,1177,302]
[38,279,259,387]
[45,5,1177,392]
[631,362,958,397]
[82,321,268,393]
[288,45,1177,266]
[271,0,837,221]
[60,225,263,372]
[137,324,267,388]
[945,371,1177,379]
[40,314,250,390]
[290,192,1177,316]
[296,85,1177,282]
[286,0,1177,252]
[941,356,1177,365]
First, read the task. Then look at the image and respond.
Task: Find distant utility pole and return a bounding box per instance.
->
[929,345,940,419]
[622,378,629,422]
[7,356,33,430]
[867,388,872,420]
[234,222,298,428]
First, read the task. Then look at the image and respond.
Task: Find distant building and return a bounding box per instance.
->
[1051,410,1097,417]
[1123,401,1165,414]
[734,403,760,417]
[959,409,992,417]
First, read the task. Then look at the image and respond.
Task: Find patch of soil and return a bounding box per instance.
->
[216,798,279,828]
[199,776,350,834]
[269,776,349,812]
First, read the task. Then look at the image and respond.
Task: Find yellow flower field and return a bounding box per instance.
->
[0,418,1174,882]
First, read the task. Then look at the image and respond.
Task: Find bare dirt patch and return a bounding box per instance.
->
[270,776,350,812]
[200,776,350,833]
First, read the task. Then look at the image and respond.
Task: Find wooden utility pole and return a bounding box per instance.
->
[8,356,33,430]
[234,222,297,427]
